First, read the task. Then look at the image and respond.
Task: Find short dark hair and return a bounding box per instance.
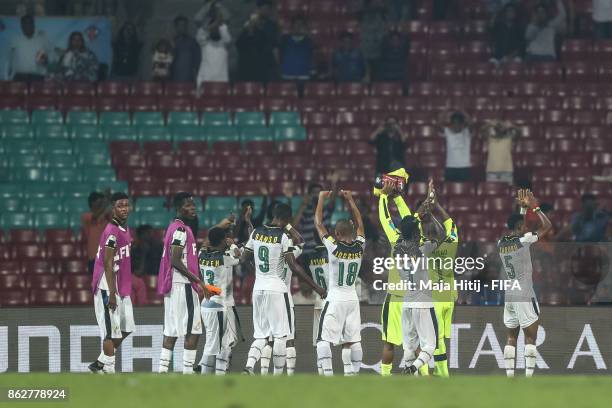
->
[173,192,193,210]
[581,193,596,202]
[174,15,188,25]
[399,215,420,240]
[273,203,292,221]
[507,213,524,230]
[308,183,323,194]
[88,192,104,208]
[450,112,465,124]
[335,219,354,237]
[110,192,128,203]
[208,227,226,247]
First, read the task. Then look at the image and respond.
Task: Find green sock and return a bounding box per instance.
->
[434,358,449,378]
[418,364,429,376]
[380,363,392,376]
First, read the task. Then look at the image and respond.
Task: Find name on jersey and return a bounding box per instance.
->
[309,257,327,266]
[199,258,221,267]
[255,233,279,244]
[333,250,363,260]
[498,243,520,254]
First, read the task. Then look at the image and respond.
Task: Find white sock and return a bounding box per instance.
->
[97,351,105,364]
[102,354,115,374]
[316,350,323,375]
[342,348,354,376]
[413,349,433,371]
[216,348,231,375]
[245,339,266,372]
[350,343,362,374]
[286,346,296,376]
[260,343,272,375]
[158,348,172,373]
[524,344,537,377]
[504,345,516,377]
[273,338,287,376]
[199,354,215,374]
[183,349,197,374]
[317,341,333,376]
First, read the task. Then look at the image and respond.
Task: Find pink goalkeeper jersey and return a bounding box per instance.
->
[157,219,199,295]
[91,221,132,297]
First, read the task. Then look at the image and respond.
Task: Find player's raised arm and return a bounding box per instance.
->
[378,182,402,245]
[521,190,552,237]
[314,190,331,240]
[342,190,364,237]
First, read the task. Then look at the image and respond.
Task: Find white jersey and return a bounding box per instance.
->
[282,245,303,301]
[171,227,196,284]
[245,225,295,293]
[306,245,329,309]
[323,235,365,302]
[395,239,438,308]
[198,244,240,307]
[498,232,538,302]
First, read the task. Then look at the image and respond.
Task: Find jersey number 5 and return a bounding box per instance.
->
[258,246,269,273]
[338,262,358,287]
[503,255,516,279]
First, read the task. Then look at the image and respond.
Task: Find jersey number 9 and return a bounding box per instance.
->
[258,246,269,273]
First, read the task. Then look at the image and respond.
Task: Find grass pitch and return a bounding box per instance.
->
[0,374,609,408]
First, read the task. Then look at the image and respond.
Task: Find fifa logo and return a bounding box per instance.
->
[117,244,131,260]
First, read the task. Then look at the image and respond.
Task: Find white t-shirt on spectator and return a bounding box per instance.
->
[9,32,51,78]
[594,0,612,22]
[443,127,472,168]
[196,24,231,84]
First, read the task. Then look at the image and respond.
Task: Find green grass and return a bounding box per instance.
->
[1,374,610,408]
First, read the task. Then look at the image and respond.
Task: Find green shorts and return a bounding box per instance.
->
[434,301,454,340]
[381,293,403,346]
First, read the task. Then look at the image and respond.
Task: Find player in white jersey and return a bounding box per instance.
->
[242,203,326,375]
[305,237,329,375]
[315,190,365,376]
[499,189,551,377]
[196,227,244,375]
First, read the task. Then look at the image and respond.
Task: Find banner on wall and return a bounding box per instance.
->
[0,16,112,80]
[0,306,610,374]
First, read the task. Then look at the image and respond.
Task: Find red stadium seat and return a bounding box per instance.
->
[278,140,312,154]
[476,182,512,197]
[131,81,163,96]
[549,139,583,153]
[233,82,264,96]
[448,196,480,213]
[0,261,22,275]
[337,82,368,96]
[44,229,73,243]
[544,125,577,140]
[459,213,490,229]
[126,96,158,111]
[27,274,60,289]
[64,289,92,305]
[245,141,277,155]
[443,182,476,196]
[370,82,403,96]
[482,197,513,212]
[530,63,564,82]
[60,260,88,275]
[160,96,193,112]
[573,111,605,125]
[262,97,297,112]
[130,182,165,197]
[29,289,63,305]
[13,244,45,260]
[164,82,196,96]
[561,152,593,168]
[27,95,57,110]
[0,274,25,290]
[409,82,440,97]
[564,62,598,82]
[95,96,126,111]
[8,229,39,243]
[64,81,95,96]
[555,197,581,212]
[266,82,298,97]
[30,81,62,96]
[47,243,80,260]
[0,290,29,306]
[97,81,130,96]
[304,82,336,97]
[0,80,28,95]
[463,63,496,82]
[62,274,90,289]
[193,96,227,112]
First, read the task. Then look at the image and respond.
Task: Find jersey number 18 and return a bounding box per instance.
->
[337,262,358,287]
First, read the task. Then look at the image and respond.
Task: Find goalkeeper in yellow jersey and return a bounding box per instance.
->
[377,179,431,376]
[417,184,459,378]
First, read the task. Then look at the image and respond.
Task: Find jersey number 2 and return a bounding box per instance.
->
[338,262,358,287]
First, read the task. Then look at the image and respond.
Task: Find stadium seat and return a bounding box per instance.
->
[31,109,63,124]
[164,82,196,96]
[201,112,232,126]
[23,182,57,198]
[0,290,29,306]
[132,81,163,96]
[235,111,266,126]
[269,111,300,126]
[0,274,25,290]
[0,197,21,213]
[61,260,88,275]
[36,212,69,229]
[138,125,171,142]
[167,111,199,126]
[59,183,93,199]
[266,82,298,97]
[44,228,73,243]
[7,229,38,243]
[83,167,116,182]
[2,123,34,139]
[104,125,137,141]
[0,109,29,124]
[233,82,264,96]
[199,82,231,96]
[27,274,60,289]
[135,197,168,212]
[70,124,102,140]
[28,197,63,213]
[100,111,131,126]
[35,124,68,140]
[29,289,63,305]
[239,126,274,142]
[138,212,171,228]
[133,111,165,126]
[64,289,92,305]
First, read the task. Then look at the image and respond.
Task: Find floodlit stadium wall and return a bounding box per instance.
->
[0,306,609,374]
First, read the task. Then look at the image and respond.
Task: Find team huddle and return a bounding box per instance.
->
[87,178,551,377]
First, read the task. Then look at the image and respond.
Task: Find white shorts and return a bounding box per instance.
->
[201,305,239,355]
[312,308,322,346]
[401,307,438,356]
[286,293,296,341]
[252,290,291,339]
[504,299,540,329]
[317,300,361,345]
[93,289,135,339]
[163,283,202,337]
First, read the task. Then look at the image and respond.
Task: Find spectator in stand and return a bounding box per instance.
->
[152,39,174,81]
[170,16,201,82]
[194,0,231,25]
[332,31,367,82]
[112,22,143,80]
[236,0,280,82]
[481,119,517,183]
[490,3,525,64]
[60,31,99,81]
[375,29,408,81]
[524,0,566,61]
[359,0,388,78]
[131,225,164,276]
[279,14,315,81]
[196,2,232,84]
[82,192,111,274]
[368,116,407,174]
[293,175,339,255]
[438,110,473,182]
[8,15,51,81]
[486,0,516,16]
[593,0,612,39]
[556,194,610,242]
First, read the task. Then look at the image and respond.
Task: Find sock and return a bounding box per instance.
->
[316,349,323,375]
[342,348,354,376]
[183,349,197,374]
[433,354,449,378]
[413,349,433,371]
[158,348,172,373]
[245,339,266,372]
[97,351,105,364]
[380,363,392,376]
[418,364,429,376]
[272,338,287,376]
[317,341,333,376]
[199,354,215,374]
[260,343,272,375]
[350,343,362,374]
[286,347,296,376]
[102,354,115,374]
[504,345,516,377]
[215,348,231,375]
[524,344,537,378]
